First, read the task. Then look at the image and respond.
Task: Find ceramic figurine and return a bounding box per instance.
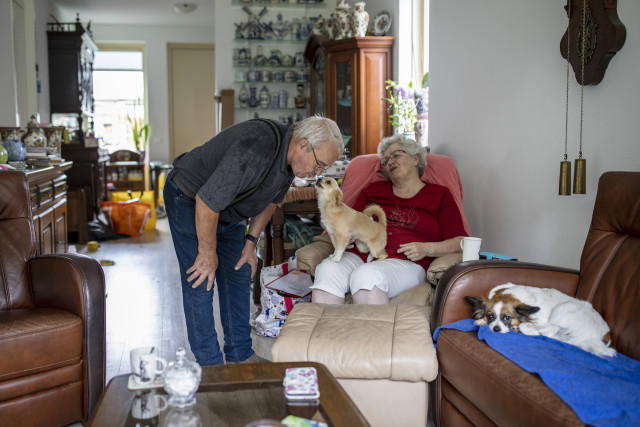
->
[279,90,288,109]
[254,45,267,66]
[242,6,268,40]
[350,2,369,38]
[295,84,307,108]
[259,86,271,108]
[270,92,280,109]
[282,53,294,67]
[238,84,249,108]
[272,13,289,40]
[269,49,282,67]
[294,51,306,68]
[312,15,325,36]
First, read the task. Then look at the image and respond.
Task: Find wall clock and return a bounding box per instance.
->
[560,0,626,85]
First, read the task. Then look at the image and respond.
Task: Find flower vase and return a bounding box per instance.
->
[334,0,352,40]
[350,2,369,38]
[238,84,249,108]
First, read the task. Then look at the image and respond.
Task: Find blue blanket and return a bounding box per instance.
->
[433,319,640,427]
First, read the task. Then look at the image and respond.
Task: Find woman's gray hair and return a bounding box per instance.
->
[293,114,344,157]
[378,134,427,176]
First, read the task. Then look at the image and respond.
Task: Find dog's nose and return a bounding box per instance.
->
[315,178,323,187]
[493,325,501,332]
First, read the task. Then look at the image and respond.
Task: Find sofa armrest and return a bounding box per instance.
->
[29,253,106,420]
[431,260,580,330]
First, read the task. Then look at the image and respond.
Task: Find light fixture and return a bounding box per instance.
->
[173,3,197,14]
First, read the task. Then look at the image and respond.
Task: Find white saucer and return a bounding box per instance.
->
[127,374,164,390]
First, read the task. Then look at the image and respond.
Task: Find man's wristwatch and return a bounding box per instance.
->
[245,234,259,245]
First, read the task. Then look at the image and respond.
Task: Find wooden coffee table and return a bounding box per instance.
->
[88,361,369,426]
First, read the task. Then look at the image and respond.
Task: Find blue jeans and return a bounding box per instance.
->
[164,174,253,365]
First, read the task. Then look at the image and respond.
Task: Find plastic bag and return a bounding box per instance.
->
[100,200,151,237]
[110,190,156,230]
[254,257,311,337]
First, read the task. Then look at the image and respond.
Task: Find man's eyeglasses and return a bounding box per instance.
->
[380,150,408,167]
[310,144,329,174]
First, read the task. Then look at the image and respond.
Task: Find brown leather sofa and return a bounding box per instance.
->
[430,171,640,426]
[0,171,106,426]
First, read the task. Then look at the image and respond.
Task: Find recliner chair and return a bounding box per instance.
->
[431,171,640,426]
[0,171,106,426]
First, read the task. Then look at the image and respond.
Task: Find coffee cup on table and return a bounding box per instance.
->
[130,346,167,385]
[460,237,482,261]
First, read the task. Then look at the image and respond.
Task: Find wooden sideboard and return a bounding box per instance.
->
[25,162,72,255]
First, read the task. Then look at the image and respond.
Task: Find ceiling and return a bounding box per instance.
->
[52,0,216,27]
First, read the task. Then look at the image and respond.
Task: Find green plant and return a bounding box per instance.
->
[126,114,149,152]
[382,80,417,134]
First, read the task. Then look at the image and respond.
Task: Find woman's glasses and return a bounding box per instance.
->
[380,150,408,167]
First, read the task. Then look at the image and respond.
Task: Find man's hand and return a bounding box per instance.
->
[235,241,259,280]
[187,250,218,291]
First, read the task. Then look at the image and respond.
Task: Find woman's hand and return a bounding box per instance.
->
[398,237,464,261]
[397,242,430,261]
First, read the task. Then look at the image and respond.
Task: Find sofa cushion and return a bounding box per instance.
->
[437,329,582,426]
[272,303,438,382]
[0,309,82,382]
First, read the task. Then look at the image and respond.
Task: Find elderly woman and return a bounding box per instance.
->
[310,134,468,305]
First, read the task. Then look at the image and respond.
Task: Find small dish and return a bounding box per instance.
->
[127,374,164,390]
[372,11,391,36]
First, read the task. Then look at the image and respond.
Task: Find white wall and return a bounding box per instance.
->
[430,1,640,269]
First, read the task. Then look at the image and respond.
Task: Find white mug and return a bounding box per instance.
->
[130,389,168,419]
[460,237,482,262]
[130,346,167,385]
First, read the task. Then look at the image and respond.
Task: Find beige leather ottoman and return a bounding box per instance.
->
[272,303,438,427]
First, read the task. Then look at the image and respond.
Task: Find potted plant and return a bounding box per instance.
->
[382,80,417,135]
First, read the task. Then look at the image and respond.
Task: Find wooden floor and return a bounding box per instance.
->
[76,216,274,384]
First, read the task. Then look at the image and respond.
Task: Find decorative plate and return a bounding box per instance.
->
[372,11,391,36]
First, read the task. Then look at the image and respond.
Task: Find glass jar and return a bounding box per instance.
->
[162,347,202,408]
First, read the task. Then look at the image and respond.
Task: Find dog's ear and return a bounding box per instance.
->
[465,296,487,320]
[330,185,343,205]
[515,304,540,320]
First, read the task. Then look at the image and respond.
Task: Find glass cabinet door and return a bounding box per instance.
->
[334,59,353,158]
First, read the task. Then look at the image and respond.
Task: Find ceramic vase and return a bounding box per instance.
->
[248,86,259,108]
[259,86,271,108]
[3,139,26,162]
[350,2,369,38]
[334,0,352,40]
[238,84,249,108]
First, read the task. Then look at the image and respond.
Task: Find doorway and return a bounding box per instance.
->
[167,43,216,161]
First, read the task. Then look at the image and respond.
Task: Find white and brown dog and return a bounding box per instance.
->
[315,177,388,263]
[465,283,616,357]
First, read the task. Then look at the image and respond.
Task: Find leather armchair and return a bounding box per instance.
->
[0,171,106,426]
[431,171,640,426]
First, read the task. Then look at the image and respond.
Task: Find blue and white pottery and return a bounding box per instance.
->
[3,139,26,162]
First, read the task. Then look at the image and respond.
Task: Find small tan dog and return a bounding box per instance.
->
[315,177,388,262]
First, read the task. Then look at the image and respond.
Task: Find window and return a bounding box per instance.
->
[92,45,147,153]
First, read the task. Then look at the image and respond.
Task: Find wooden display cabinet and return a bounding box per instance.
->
[306,35,393,156]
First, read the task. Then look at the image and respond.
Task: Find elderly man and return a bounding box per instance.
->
[164,116,342,365]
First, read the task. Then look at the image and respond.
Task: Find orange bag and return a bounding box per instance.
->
[100,200,151,237]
